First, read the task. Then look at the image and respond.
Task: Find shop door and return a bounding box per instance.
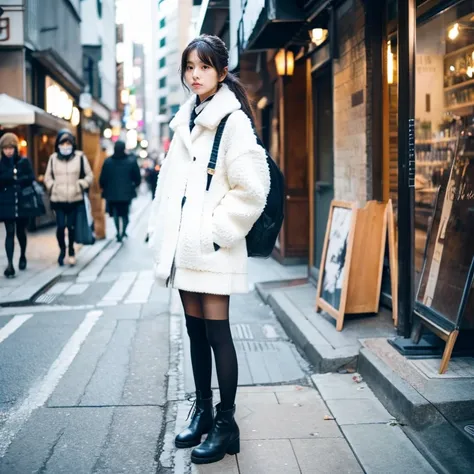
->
[313,66,334,271]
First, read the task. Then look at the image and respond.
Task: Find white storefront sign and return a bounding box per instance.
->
[0,1,24,46]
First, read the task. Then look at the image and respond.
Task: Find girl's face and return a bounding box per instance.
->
[185,49,226,101]
[2,146,15,158]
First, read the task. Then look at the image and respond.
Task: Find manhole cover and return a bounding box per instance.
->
[464,425,474,437]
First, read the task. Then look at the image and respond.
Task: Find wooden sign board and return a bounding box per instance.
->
[315,201,357,331]
[346,201,388,314]
[316,200,393,331]
[387,200,398,326]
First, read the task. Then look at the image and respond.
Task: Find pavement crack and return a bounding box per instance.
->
[38,427,66,474]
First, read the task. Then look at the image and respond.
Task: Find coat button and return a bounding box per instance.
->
[193,157,196,161]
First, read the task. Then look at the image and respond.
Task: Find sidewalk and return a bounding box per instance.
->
[0,192,151,306]
[170,258,435,473]
[183,376,434,474]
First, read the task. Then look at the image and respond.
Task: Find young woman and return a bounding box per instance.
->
[44,129,93,266]
[0,133,35,278]
[147,35,270,464]
[99,140,141,242]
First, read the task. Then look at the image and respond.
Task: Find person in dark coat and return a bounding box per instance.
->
[0,133,35,278]
[100,140,141,242]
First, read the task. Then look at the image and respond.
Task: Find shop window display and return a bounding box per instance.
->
[416,3,474,284]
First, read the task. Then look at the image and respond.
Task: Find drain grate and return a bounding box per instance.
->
[231,324,254,340]
[235,340,279,352]
[464,425,474,437]
[35,294,57,304]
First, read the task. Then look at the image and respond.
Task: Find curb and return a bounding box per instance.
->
[357,347,437,428]
[267,291,358,373]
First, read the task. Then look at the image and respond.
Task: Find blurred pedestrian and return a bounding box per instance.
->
[44,129,93,266]
[144,159,159,199]
[0,133,35,278]
[99,140,141,242]
[147,35,270,464]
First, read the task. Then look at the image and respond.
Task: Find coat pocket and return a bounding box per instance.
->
[200,210,217,254]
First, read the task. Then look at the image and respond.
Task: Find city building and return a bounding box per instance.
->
[0,0,85,225]
[144,0,200,156]
[81,0,116,137]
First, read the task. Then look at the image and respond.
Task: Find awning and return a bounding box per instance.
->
[239,0,306,51]
[0,94,73,131]
[197,0,229,36]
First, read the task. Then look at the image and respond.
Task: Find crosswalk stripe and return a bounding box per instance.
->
[101,274,136,302]
[0,310,103,458]
[0,314,33,345]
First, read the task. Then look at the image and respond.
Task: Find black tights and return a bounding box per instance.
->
[55,208,76,254]
[180,291,238,411]
[4,219,28,265]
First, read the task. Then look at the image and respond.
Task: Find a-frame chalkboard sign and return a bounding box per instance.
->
[415,130,474,373]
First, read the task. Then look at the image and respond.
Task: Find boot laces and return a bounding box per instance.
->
[186,399,197,421]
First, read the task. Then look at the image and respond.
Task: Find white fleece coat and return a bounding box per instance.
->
[147,85,270,295]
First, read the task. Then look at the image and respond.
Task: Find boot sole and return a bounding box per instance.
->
[191,437,240,464]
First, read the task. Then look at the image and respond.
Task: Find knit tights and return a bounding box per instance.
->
[180,291,238,410]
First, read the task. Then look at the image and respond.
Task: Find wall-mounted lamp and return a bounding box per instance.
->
[257,96,268,110]
[387,41,394,85]
[311,28,328,46]
[275,49,294,76]
[448,23,460,41]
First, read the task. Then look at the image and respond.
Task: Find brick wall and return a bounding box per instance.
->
[333,0,368,204]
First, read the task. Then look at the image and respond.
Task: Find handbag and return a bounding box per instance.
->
[20,181,46,216]
[74,198,95,245]
[74,153,95,245]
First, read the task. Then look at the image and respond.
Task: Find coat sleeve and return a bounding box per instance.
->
[99,159,108,190]
[44,155,54,192]
[79,154,94,190]
[17,158,35,187]
[147,156,170,237]
[132,160,141,187]
[211,111,270,249]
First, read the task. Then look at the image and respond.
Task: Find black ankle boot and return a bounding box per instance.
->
[4,264,15,278]
[191,403,239,464]
[175,393,214,449]
[19,255,27,271]
[58,248,66,267]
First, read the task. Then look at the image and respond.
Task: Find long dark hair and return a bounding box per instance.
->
[180,35,254,122]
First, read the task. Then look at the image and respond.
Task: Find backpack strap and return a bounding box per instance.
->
[79,152,85,180]
[50,154,55,181]
[206,114,231,191]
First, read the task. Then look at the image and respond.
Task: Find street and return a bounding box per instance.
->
[0,203,438,474]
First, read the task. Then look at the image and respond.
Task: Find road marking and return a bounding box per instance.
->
[100,273,136,303]
[64,283,89,296]
[46,282,73,295]
[125,278,154,304]
[0,314,33,345]
[0,310,103,458]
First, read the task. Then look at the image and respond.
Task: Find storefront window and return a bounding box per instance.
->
[413,1,473,283]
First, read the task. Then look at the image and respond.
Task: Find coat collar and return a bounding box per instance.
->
[170,84,241,132]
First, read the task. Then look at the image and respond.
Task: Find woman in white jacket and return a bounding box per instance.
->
[148,35,270,464]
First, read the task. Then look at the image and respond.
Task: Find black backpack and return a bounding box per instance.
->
[206,114,285,258]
